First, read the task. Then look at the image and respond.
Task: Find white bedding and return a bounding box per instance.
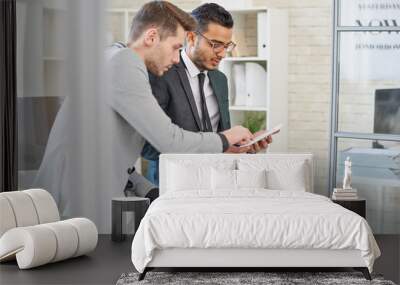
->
[131,190,380,273]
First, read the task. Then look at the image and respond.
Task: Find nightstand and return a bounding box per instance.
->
[111,197,150,242]
[332,198,366,218]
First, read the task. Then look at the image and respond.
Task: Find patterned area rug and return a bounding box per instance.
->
[116,271,396,285]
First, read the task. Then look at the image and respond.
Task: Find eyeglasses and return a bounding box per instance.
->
[196,32,236,53]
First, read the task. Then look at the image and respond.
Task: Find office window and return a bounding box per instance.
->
[330,0,400,233]
[336,138,399,233]
[338,32,400,134]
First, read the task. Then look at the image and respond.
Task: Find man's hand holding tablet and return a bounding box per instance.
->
[225,124,281,153]
[228,123,281,153]
[239,124,282,148]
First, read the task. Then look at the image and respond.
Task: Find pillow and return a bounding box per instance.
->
[211,168,237,190]
[237,158,309,191]
[266,164,306,191]
[211,168,268,190]
[236,169,268,189]
[167,158,236,171]
[167,162,212,191]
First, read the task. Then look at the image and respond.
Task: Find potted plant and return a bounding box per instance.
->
[242,111,266,133]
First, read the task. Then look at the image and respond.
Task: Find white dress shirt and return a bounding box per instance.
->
[181,50,220,132]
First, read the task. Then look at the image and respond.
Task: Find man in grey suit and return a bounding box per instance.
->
[142,3,271,185]
[35,1,253,233]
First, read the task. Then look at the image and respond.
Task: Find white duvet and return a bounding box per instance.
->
[131,190,380,273]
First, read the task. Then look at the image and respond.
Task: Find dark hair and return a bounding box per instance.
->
[129,1,196,42]
[191,3,234,32]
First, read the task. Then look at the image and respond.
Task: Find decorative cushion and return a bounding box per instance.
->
[266,163,306,191]
[167,158,236,192]
[237,158,309,191]
[167,163,212,191]
[236,169,268,189]
[212,168,237,190]
[211,169,268,191]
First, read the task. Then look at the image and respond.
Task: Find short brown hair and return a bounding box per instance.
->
[129,1,196,42]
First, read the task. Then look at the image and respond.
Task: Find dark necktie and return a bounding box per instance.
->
[198,72,213,132]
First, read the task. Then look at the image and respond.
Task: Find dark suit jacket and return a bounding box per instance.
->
[141,59,231,161]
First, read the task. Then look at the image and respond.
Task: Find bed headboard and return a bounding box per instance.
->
[159,153,314,195]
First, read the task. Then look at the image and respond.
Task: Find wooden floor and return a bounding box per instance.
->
[0,235,398,285]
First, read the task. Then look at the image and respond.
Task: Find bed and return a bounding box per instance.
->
[131,154,380,280]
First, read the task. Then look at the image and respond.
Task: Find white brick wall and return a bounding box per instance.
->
[254,0,333,195]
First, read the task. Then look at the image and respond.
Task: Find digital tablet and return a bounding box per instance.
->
[238,123,282,148]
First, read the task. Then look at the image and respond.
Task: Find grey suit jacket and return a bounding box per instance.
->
[34,47,226,233]
[142,58,231,161]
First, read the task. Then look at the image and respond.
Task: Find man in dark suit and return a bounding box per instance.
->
[141,3,270,185]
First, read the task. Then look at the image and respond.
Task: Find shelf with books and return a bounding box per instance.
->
[220,8,288,152]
